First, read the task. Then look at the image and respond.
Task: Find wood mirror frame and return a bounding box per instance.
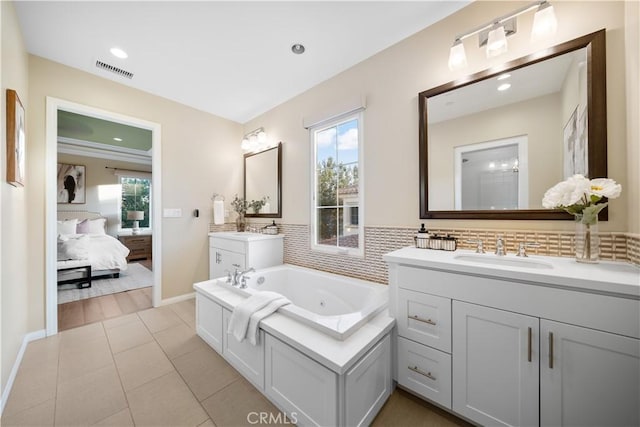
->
[244,142,282,218]
[419,29,607,220]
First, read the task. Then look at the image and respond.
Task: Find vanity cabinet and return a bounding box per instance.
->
[384,247,640,427]
[209,232,283,280]
[540,320,640,427]
[452,301,539,426]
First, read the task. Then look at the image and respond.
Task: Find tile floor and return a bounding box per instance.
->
[2,298,470,427]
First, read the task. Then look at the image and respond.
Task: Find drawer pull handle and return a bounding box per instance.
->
[528,327,532,362]
[408,366,436,381]
[409,314,436,326]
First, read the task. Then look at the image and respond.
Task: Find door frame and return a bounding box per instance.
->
[45,97,162,336]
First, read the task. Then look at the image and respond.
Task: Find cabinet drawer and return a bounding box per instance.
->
[222,309,264,390]
[398,288,451,353]
[397,337,451,409]
[210,237,246,254]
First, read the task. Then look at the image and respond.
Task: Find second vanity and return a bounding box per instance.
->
[383,247,640,427]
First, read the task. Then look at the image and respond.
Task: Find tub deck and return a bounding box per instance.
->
[194,278,395,374]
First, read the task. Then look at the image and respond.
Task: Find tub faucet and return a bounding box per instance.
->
[495,236,506,256]
[232,265,255,287]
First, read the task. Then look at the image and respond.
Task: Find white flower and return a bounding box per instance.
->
[589,178,622,199]
[542,174,590,208]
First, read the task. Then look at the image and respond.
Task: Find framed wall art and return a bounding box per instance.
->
[57,163,86,204]
[6,89,26,187]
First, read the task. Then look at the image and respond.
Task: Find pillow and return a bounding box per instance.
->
[57,219,78,236]
[57,234,90,261]
[76,219,90,234]
[88,218,106,235]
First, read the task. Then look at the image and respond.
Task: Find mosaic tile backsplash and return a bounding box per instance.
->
[210,223,639,284]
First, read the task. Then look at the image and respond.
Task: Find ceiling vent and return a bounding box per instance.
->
[95,60,134,79]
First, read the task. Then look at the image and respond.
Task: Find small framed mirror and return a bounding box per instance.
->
[244,142,282,218]
[419,29,607,220]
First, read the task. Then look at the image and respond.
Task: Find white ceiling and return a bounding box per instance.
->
[15,1,469,124]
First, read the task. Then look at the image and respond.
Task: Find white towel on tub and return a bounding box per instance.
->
[246,298,291,345]
[228,291,290,344]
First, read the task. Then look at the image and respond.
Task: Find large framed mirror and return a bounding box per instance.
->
[419,29,607,220]
[244,142,282,218]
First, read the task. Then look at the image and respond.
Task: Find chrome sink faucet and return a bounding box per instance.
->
[495,236,506,256]
[466,239,485,253]
[516,242,540,257]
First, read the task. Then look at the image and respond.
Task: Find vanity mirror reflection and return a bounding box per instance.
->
[244,142,282,218]
[419,29,607,219]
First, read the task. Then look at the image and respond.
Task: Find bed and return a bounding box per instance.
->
[57,211,130,288]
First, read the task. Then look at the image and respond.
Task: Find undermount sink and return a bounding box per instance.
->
[454,254,554,270]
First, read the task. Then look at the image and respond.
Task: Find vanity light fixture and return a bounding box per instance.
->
[447,1,558,70]
[241,127,269,152]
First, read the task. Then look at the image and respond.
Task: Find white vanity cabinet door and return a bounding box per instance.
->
[196,294,223,352]
[264,334,337,427]
[210,248,245,280]
[397,337,451,409]
[453,301,539,427]
[397,288,451,353]
[222,309,264,390]
[540,320,640,427]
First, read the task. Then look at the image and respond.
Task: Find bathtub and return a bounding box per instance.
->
[216,264,388,340]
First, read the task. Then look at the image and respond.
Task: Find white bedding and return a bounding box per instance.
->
[89,234,130,271]
[58,234,129,272]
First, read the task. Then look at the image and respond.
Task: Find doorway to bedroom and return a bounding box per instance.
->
[46,98,162,334]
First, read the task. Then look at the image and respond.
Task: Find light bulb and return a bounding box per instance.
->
[241,138,250,150]
[257,130,267,143]
[531,2,558,42]
[486,23,508,58]
[448,39,467,71]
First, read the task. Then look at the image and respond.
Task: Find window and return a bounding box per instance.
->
[311,112,363,255]
[120,176,151,229]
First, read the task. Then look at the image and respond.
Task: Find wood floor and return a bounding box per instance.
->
[58,260,154,332]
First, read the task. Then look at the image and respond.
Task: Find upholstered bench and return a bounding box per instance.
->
[57,260,92,289]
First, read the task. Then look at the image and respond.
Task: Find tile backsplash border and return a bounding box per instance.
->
[210,223,639,284]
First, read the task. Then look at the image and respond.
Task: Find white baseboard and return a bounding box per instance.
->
[0,329,46,415]
[159,292,195,306]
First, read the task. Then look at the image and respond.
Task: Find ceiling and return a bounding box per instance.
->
[15,1,469,124]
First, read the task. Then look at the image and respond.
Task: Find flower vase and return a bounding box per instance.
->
[575,215,599,263]
[236,213,246,232]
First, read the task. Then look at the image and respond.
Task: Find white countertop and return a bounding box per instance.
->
[383,247,640,299]
[208,231,284,241]
[194,279,395,374]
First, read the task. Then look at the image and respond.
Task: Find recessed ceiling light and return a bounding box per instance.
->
[113,137,123,142]
[497,73,511,81]
[498,83,511,91]
[110,47,128,59]
[291,43,306,55]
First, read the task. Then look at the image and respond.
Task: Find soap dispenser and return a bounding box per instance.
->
[415,224,430,249]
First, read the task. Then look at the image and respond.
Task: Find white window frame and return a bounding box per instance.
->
[116,173,153,233]
[309,110,364,257]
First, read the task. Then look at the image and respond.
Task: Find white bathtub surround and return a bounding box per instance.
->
[194,266,395,427]
[227,291,290,344]
[385,247,639,427]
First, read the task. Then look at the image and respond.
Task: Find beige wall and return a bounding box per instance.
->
[1,0,29,399]
[429,93,562,210]
[625,0,639,233]
[244,1,633,233]
[27,57,243,313]
[57,154,152,236]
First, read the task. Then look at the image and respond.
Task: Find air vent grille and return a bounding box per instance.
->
[95,60,134,79]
